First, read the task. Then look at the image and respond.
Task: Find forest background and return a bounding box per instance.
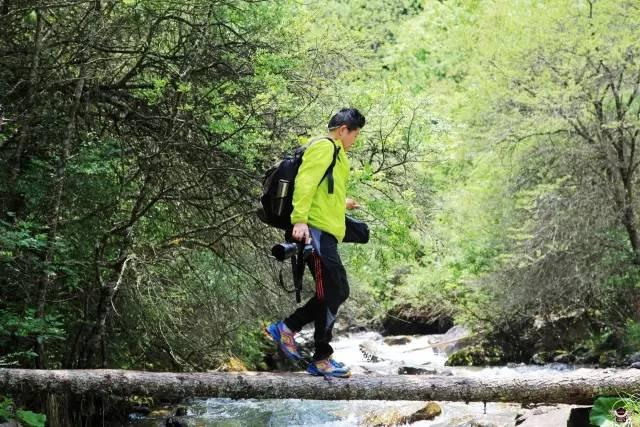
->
[2,0,640,375]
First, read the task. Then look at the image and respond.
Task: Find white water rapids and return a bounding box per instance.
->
[130,329,582,426]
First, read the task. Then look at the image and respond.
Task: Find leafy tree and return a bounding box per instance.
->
[411,0,640,355]
[0,0,334,373]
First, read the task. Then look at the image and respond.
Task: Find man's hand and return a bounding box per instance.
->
[346,198,360,210]
[292,223,311,243]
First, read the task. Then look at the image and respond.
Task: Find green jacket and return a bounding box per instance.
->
[291,138,349,241]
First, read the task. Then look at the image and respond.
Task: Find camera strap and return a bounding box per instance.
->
[278,264,293,293]
[308,137,339,194]
[276,245,304,304]
[318,138,339,194]
[293,244,306,303]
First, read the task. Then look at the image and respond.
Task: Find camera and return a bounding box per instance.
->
[272,241,313,303]
[271,241,313,261]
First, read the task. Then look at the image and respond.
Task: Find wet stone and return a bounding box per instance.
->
[624,352,640,365]
[359,341,383,363]
[383,336,412,346]
[397,366,437,375]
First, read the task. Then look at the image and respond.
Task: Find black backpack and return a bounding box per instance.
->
[257,137,339,229]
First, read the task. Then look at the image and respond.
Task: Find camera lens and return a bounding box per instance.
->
[271,242,298,261]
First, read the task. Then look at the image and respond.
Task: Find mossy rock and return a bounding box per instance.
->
[598,350,620,367]
[572,346,599,364]
[445,345,504,366]
[531,352,551,365]
[383,303,454,335]
[552,350,576,364]
[407,402,442,422]
[148,408,172,417]
[362,402,442,427]
[219,356,248,372]
[361,410,406,427]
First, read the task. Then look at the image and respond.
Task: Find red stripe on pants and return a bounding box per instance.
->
[314,252,324,301]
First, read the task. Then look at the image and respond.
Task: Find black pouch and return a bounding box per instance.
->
[343,216,370,244]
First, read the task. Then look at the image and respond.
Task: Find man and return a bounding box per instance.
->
[266,108,365,378]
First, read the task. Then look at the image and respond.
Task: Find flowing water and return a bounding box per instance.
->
[130,329,580,426]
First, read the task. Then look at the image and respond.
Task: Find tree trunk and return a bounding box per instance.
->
[0,368,638,405]
[621,176,640,264]
[36,63,87,369]
[6,8,43,217]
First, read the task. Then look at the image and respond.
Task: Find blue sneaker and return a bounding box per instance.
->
[306,359,351,378]
[265,321,302,361]
[329,357,345,368]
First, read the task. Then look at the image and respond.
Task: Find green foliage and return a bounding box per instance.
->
[400,0,640,351]
[0,397,46,427]
[3,0,640,383]
[231,324,272,371]
[0,310,64,341]
[0,218,47,261]
[0,309,64,367]
[590,396,639,427]
[15,409,47,427]
[0,397,11,421]
[622,321,640,355]
[0,0,323,370]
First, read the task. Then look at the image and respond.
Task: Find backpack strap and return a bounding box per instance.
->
[309,136,340,194]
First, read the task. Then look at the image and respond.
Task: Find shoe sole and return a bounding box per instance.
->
[306,364,352,378]
[264,324,302,361]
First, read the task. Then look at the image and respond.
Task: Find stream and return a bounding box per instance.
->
[129,328,582,426]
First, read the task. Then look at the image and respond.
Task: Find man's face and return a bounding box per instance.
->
[339,126,360,151]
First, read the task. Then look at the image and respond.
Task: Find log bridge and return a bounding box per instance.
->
[0,368,637,404]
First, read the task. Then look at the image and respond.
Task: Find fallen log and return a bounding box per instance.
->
[0,368,637,404]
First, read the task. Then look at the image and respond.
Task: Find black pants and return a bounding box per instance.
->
[284,231,349,361]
